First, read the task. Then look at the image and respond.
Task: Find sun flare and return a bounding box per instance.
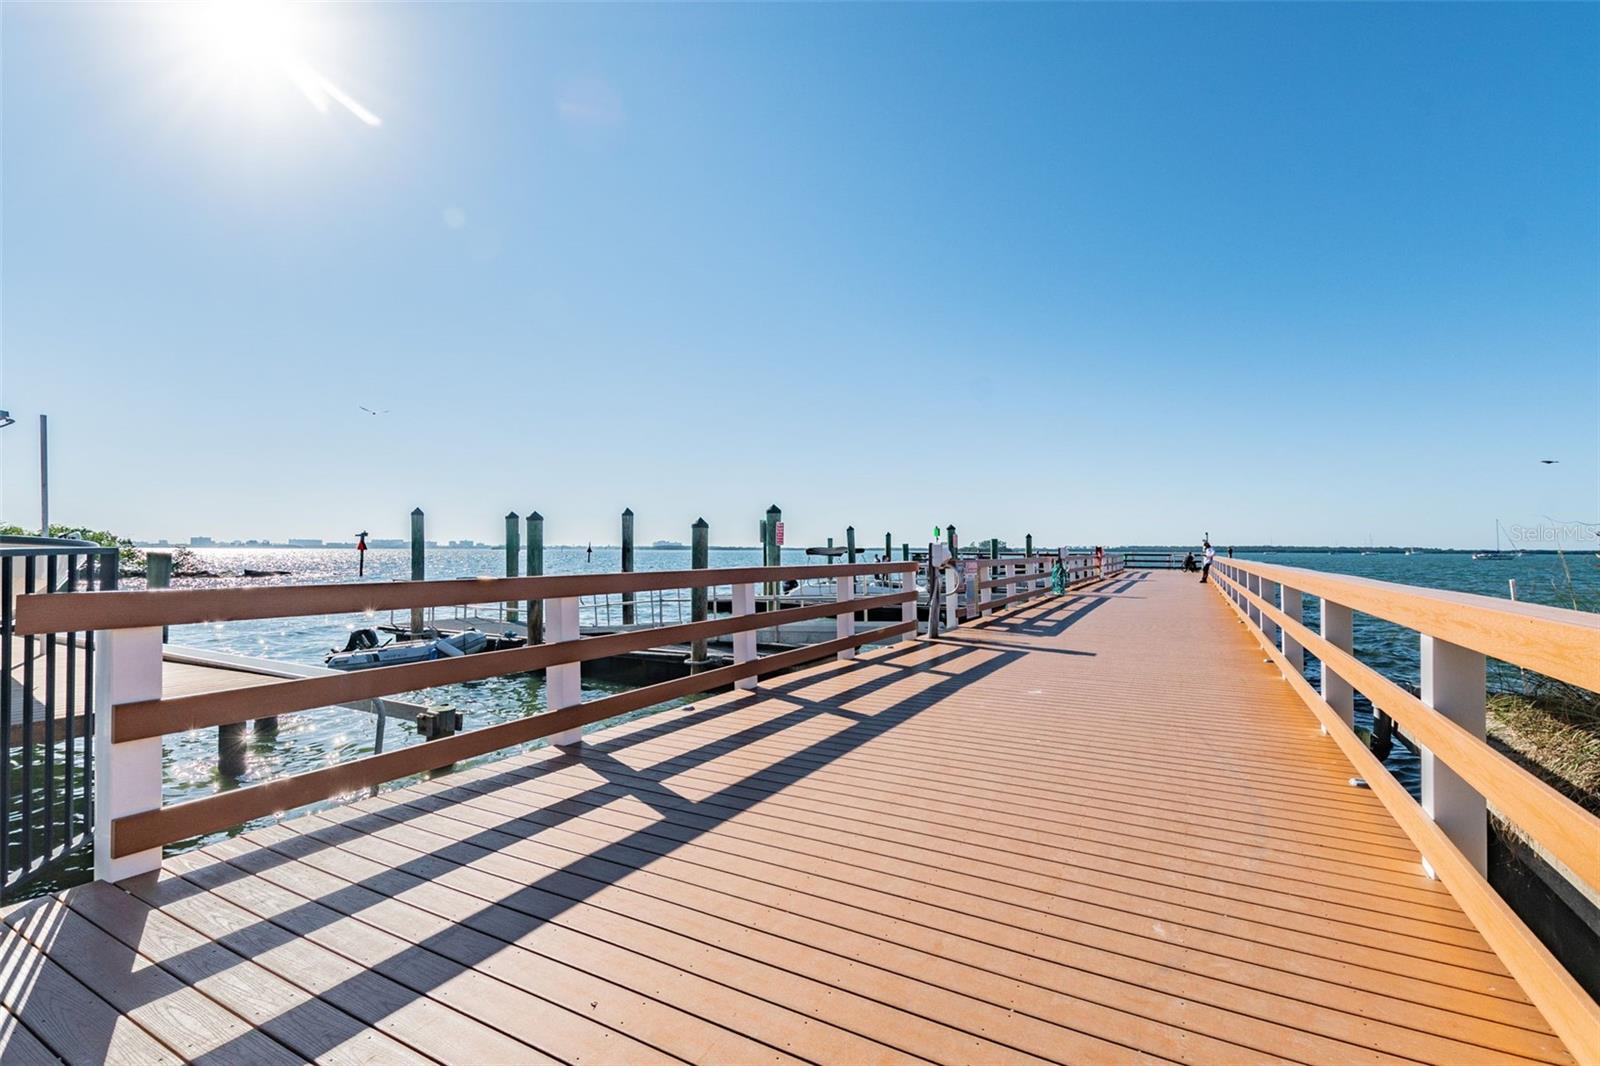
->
[171,0,381,127]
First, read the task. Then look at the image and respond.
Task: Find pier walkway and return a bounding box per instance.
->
[0,570,1585,1063]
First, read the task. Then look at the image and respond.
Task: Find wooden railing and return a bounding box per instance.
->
[13,562,921,883]
[1208,558,1600,1061]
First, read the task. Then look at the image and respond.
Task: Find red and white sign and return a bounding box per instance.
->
[774,521,785,545]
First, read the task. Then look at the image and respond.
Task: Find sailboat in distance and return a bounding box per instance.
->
[1473,519,1521,561]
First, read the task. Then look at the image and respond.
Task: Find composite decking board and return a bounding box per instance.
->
[333,781,1549,1066]
[221,817,1077,1066]
[0,905,184,1065]
[57,881,429,1066]
[549,703,1470,905]
[364,749,1565,1062]
[521,721,1472,923]
[0,1002,59,1066]
[0,571,1579,1064]
[280,802,1255,1065]
[188,825,808,1066]
[1,896,304,1066]
[118,867,493,1065]
[396,749,1549,1022]
[158,847,643,1066]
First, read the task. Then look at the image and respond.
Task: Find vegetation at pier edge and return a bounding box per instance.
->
[1,523,142,567]
[1485,554,1600,814]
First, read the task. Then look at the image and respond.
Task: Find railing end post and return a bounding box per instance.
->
[94,626,164,883]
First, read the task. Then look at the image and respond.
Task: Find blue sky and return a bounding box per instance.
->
[2,2,1595,550]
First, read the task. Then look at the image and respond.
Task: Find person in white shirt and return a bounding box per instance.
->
[1200,541,1215,584]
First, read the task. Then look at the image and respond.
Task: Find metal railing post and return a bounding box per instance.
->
[545,597,583,747]
[1320,598,1355,732]
[94,626,163,882]
[943,562,959,631]
[732,582,757,689]
[1420,636,1488,877]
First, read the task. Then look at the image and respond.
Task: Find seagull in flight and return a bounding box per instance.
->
[1539,458,1559,464]
[359,405,390,416]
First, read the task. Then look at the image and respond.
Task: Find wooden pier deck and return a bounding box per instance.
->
[0,571,1579,1064]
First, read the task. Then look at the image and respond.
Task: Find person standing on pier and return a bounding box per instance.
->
[1200,541,1215,583]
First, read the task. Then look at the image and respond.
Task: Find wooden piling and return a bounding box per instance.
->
[525,512,544,643]
[504,512,520,625]
[410,508,425,636]
[690,518,709,667]
[621,508,635,624]
[902,542,909,561]
[990,538,999,559]
[884,532,892,563]
[846,526,857,564]
[1026,533,1034,556]
[218,721,248,779]
[146,551,173,590]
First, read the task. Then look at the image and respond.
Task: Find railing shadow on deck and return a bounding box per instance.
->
[22,637,1023,1064]
[968,577,1134,639]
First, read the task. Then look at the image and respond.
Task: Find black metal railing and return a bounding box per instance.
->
[2,536,119,897]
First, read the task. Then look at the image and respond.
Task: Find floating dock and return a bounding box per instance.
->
[1,570,1587,1064]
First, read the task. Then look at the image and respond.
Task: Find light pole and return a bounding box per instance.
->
[38,415,48,534]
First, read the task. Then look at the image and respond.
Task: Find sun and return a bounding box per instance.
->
[171,1,381,127]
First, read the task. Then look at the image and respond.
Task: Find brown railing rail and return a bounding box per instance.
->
[13,561,922,880]
[1209,558,1600,1061]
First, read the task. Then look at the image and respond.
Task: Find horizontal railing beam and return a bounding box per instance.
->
[113,590,915,741]
[12,561,920,635]
[1212,565,1600,896]
[110,620,913,858]
[1216,557,1600,693]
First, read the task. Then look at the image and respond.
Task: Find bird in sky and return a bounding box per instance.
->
[358,405,389,416]
[1538,459,1559,464]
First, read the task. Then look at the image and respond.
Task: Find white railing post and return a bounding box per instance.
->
[1246,573,1262,628]
[835,571,856,660]
[95,626,164,882]
[900,568,917,638]
[1260,578,1281,647]
[545,596,583,747]
[1320,599,1355,732]
[975,562,989,618]
[1009,562,1021,600]
[1281,586,1304,672]
[1420,636,1488,878]
[732,582,757,689]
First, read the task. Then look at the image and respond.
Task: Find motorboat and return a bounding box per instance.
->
[327,627,491,671]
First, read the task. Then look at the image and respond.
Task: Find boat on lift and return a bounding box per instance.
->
[326,627,492,671]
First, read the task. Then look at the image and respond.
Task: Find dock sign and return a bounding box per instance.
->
[774,521,784,546]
